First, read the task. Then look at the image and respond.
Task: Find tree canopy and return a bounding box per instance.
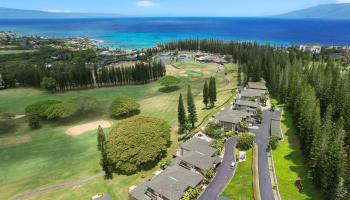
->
[158,75,180,88]
[106,116,171,174]
[109,96,140,119]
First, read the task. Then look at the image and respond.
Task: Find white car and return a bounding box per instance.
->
[231,162,236,168]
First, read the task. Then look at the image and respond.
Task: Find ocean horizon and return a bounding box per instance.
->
[1,17,350,49]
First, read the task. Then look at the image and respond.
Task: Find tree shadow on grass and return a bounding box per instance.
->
[280,111,321,200]
[158,86,180,93]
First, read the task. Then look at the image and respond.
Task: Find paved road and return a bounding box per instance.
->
[250,110,275,200]
[198,137,237,200]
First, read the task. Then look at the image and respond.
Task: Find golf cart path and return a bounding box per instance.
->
[10,172,104,200]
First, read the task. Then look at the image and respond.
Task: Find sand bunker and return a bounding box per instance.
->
[179,70,187,74]
[192,68,201,72]
[0,135,32,149]
[191,77,199,81]
[66,120,111,136]
[179,74,189,77]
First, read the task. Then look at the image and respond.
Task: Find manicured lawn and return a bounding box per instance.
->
[272,110,321,200]
[0,61,236,199]
[224,63,238,72]
[222,149,254,200]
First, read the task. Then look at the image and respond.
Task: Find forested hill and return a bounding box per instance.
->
[276,3,350,20]
[0,7,121,19]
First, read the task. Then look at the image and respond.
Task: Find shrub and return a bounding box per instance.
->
[109,97,140,119]
[210,138,225,154]
[269,135,279,150]
[106,116,171,174]
[237,133,255,150]
[158,75,180,88]
[40,77,57,92]
[226,131,236,138]
[255,106,263,123]
[159,158,172,169]
[236,121,248,132]
[0,112,15,133]
[205,122,224,138]
[181,186,203,200]
[43,101,79,120]
[28,115,40,129]
[204,169,215,181]
[25,100,61,117]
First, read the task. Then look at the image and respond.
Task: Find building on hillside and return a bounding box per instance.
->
[178,137,221,174]
[214,106,255,131]
[299,45,322,54]
[247,82,267,91]
[239,89,266,101]
[196,55,228,64]
[270,110,283,140]
[233,100,259,113]
[129,165,204,200]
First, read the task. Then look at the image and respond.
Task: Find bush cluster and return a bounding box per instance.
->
[205,122,225,138]
[109,97,140,119]
[106,116,170,174]
[237,133,255,150]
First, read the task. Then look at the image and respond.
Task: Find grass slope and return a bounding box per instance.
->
[0,61,237,199]
[222,149,254,200]
[272,110,321,200]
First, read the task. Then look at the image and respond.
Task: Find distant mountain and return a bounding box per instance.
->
[276,3,350,20]
[0,7,121,19]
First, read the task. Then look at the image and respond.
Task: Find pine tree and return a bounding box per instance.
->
[237,64,242,86]
[97,125,105,151]
[203,80,209,108]
[100,142,113,179]
[178,93,188,132]
[209,77,217,107]
[187,85,198,128]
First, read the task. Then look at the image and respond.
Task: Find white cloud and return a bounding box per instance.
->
[135,0,157,8]
[337,0,350,3]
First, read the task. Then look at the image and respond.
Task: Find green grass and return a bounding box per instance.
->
[0,61,236,200]
[272,110,321,200]
[224,63,238,72]
[222,149,254,200]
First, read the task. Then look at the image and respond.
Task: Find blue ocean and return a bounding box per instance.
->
[0,17,350,49]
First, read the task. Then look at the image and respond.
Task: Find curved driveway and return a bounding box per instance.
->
[251,110,275,200]
[198,137,237,200]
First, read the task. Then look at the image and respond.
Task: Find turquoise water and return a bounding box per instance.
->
[1,18,350,49]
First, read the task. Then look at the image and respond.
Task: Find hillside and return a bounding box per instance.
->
[0,7,121,19]
[276,3,350,20]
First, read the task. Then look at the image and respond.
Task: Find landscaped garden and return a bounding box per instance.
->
[0,61,237,199]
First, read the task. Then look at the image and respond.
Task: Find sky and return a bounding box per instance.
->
[0,0,349,16]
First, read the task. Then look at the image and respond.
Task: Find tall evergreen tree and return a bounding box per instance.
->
[209,77,217,107]
[187,85,198,128]
[178,93,188,132]
[203,80,209,108]
[97,125,105,151]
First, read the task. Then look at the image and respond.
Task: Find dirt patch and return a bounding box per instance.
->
[65,120,111,136]
[288,138,300,146]
[191,77,199,81]
[0,135,32,149]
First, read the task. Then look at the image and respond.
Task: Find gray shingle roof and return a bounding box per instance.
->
[214,107,251,124]
[181,137,217,157]
[147,165,204,200]
[129,182,152,200]
[248,82,267,90]
[241,89,265,98]
[235,100,259,108]
[180,151,218,171]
